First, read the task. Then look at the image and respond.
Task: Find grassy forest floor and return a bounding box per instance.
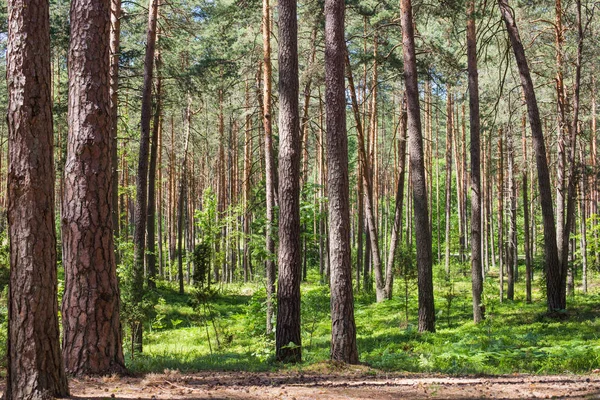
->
[4,264,600,398]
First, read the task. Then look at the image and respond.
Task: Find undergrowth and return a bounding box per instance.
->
[125,264,600,375]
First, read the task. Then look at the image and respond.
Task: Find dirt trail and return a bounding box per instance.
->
[41,370,600,399]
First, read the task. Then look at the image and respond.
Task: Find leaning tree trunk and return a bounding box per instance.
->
[62,0,126,375]
[499,0,562,311]
[467,0,484,322]
[5,0,70,396]
[326,0,359,364]
[401,0,435,333]
[275,0,302,363]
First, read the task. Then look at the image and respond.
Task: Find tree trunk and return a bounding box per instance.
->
[110,0,121,256]
[5,0,70,395]
[444,89,453,276]
[401,0,435,333]
[499,0,562,311]
[384,96,407,299]
[275,0,302,363]
[131,0,159,352]
[507,128,517,301]
[262,0,276,334]
[62,0,126,374]
[325,0,359,363]
[146,46,162,289]
[178,96,193,294]
[522,112,532,303]
[498,133,504,302]
[467,0,484,322]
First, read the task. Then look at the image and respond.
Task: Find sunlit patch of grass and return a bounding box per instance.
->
[127,266,600,375]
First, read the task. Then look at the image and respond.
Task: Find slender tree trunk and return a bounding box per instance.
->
[498,133,504,302]
[499,0,562,311]
[467,0,483,322]
[275,0,302,363]
[243,81,253,282]
[62,0,126,374]
[178,96,193,294]
[326,0,359,363]
[384,96,407,299]
[146,46,162,289]
[444,89,453,275]
[262,0,276,334]
[5,0,70,395]
[401,0,435,332]
[522,112,532,303]
[131,0,159,352]
[507,128,517,300]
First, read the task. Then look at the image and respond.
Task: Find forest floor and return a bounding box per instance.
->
[62,369,600,399]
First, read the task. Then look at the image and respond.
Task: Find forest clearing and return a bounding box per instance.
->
[2,0,600,396]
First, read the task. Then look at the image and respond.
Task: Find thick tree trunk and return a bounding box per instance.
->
[467,0,484,322]
[275,0,302,363]
[401,0,435,333]
[5,0,70,395]
[325,0,359,363]
[62,0,126,374]
[499,0,562,311]
[110,0,121,254]
[262,0,276,334]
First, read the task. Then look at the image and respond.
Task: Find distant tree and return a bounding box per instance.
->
[62,0,126,375]
[4,0,70,397]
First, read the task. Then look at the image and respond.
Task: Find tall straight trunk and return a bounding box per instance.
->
[146,47,161,289]
[262,0,276,334]
[384,96,407,299]
[177,96,193,294]
[345,54,384,302]
[110,0,121,252]
[131,0,159,352]
[325,0,359,363]
[578,153,588,294]
[5,0,70,395]
[158,121,164,277]
[498,133,504,302]
[507,128,517,300]
[243,81,253,282]
[467,0,483,322]
[444,89,453,275]
[62,0,126,374]
[561,0,584,306]
[401,0,435,333]
[499,0,562,311]
[275,0,302,363]
[522,112,532,303]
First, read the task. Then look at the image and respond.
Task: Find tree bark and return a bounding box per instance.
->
[146,46,162,289]
[401,0,435,333]
[275,0,302,363]
[467,0,484,322]
[110,0,121,255]
[325,0,359,363]
[499,0,562,311]
[62,0,126,374]
[262,0,276,334]
[444,89,453,276]
[384,96,407,299]
[5,0,70,395]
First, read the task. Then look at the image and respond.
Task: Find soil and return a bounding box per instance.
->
[7,367,599,399]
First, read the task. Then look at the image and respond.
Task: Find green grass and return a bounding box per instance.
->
[125,265,600,375]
